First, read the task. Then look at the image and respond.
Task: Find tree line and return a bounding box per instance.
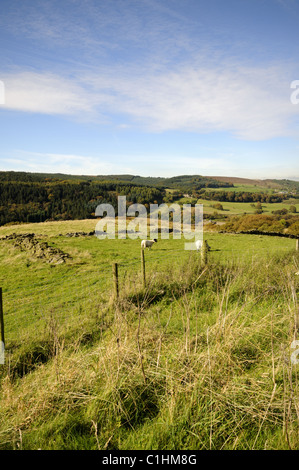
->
[0,179,165,226]
[197,190,290,203]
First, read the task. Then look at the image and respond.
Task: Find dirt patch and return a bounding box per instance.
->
[1,233,72,264]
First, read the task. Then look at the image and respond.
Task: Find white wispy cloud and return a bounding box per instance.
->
[2,0,298,142]
[0,151,137,175]
[101,62,298,140]
[2,59,298,141]
[2,71,97,117]
[2,149,298,180]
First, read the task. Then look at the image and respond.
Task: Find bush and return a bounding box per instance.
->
[221,214,299,236]
[211,203,224,211]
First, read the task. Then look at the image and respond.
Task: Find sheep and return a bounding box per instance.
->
[141,239,157,250]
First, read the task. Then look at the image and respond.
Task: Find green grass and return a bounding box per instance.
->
[204,183,274,193]
[0,219,299,450]
[196,198,299,217]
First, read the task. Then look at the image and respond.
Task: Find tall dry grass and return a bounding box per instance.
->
[0,249,298,449]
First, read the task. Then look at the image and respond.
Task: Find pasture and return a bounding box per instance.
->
[204,183,279,193]
[196,198,299,217]
[0,219,298,450]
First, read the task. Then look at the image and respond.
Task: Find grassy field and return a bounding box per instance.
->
[204,183,275,193]
[196,198,299,217]
[0,219,298,450]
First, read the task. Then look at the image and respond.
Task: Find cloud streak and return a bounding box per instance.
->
[0,151,137,175]
[3,59,298,142]
[2,1,298,143]
[106,63,297,140]
[2,71,97,117]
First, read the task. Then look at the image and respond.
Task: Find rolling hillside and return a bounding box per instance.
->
[0,170,298,450]
[1,170,299,191]
[0,218,298,450]
[0,171,298,232]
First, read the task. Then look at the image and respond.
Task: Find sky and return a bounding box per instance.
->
[0,0,299,180]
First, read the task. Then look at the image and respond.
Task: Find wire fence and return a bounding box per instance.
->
[0,244,198,345]
[1,230,298,351]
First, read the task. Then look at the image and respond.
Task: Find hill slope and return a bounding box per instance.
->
[0,221,298,450]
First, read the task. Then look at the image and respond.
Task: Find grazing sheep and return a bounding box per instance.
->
[141,239,157,250]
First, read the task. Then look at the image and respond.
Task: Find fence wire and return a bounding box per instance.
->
[1,245,197,344]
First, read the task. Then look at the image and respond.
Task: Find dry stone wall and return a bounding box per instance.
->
[1,233,72,265]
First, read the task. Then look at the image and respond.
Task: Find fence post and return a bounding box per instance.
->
[296,239,298,252]
[201,240,209,266]
[141,248,146,288]
[112,263,119,299]
[0,288,4,364]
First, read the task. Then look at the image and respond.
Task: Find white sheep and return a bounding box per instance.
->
[141,239,157,250]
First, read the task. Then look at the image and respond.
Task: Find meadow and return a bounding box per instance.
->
[196,197,299,217]
[204,183,275,193]
[0,219,298,450]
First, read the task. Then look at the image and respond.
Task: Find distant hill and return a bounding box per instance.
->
[207,176,299,191]
[0,170,298,226]
[1,170,299,192]
[0,171,166,226]
[0,171,234,191]
[206,176,272,186]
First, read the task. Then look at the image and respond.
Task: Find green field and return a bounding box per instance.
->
[196,198,299,217]
[0,219,298,450]
[204,183,274,193]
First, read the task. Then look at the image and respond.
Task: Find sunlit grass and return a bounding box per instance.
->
[196,198,299,216]
[0,219,298,450]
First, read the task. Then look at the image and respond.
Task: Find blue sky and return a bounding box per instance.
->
[0,0,299,179]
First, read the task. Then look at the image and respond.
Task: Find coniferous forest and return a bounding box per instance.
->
[1,171,298,229]
[0,171,238,226]
[0,172,166,226]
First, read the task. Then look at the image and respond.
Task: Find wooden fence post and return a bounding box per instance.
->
[0,288,4,364]
[296,239,299,252]
[141,248,146,288]
[112,263,119,299]
[201,240,208,266]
